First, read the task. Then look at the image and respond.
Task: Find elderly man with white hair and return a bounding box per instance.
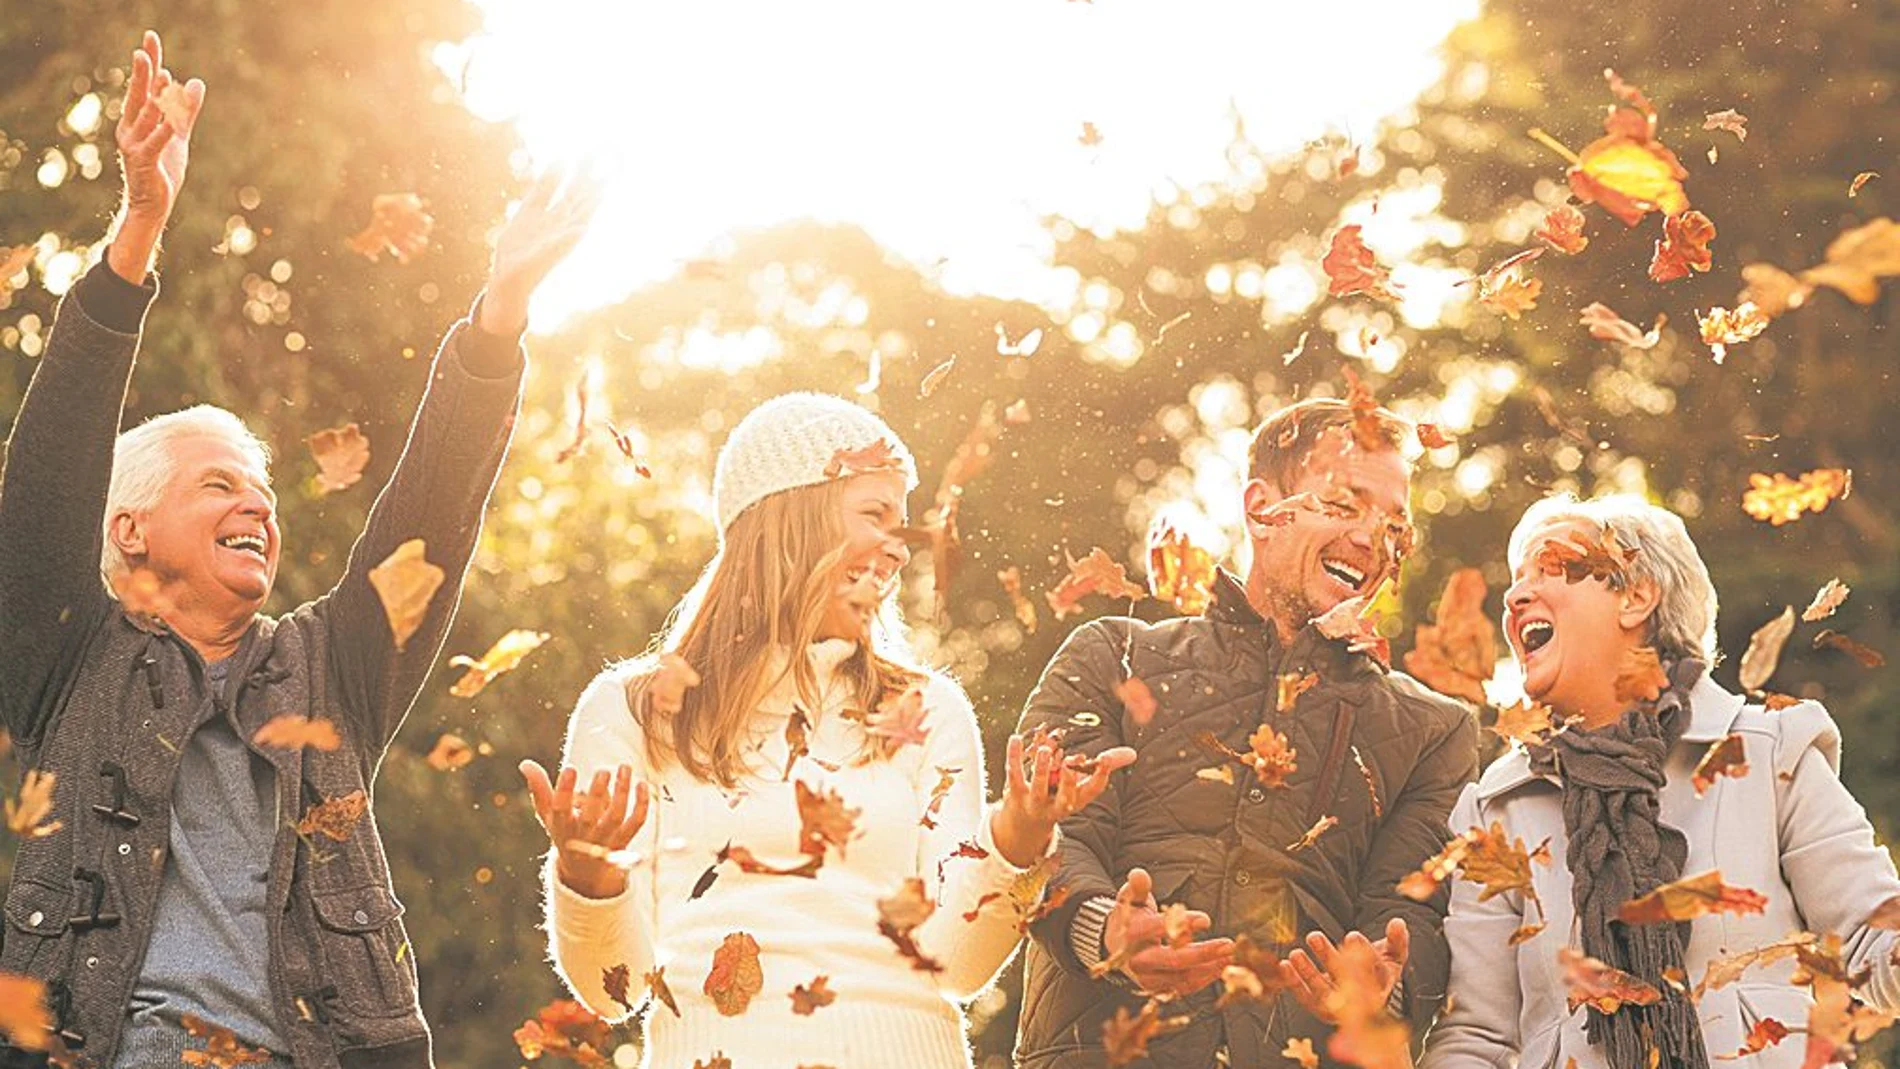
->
[1421,493,1900,1069]
[0,31,596,1069]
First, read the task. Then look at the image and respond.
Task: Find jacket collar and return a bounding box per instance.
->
[1475,673,1746,802]
[1204,569,1380,682]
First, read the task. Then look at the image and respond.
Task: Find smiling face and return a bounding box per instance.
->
[111,434,281,622]
[817,470,911,642]
[1502,518,1660,724]
[1243,427,1413,641]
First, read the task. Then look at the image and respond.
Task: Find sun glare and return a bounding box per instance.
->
[449,0,1479,330]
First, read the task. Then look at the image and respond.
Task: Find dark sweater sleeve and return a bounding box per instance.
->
[0,259,155,741]
[317,301,525,751]
[1020,620,1133,978]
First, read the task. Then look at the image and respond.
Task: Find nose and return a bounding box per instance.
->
[885,530,912,569]
[238,487,274,521]
[1504,576,1534,612]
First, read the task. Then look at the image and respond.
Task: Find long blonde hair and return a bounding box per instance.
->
[623,479,923,786]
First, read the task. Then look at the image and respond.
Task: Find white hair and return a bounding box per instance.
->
[1507,492,1720,664]
[103,405,272,587]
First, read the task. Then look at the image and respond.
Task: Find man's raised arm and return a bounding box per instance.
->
[321,171,601,748]
[0,32,200,741]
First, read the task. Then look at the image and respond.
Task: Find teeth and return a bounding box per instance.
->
[1321,559,1366,588]
[219,534,266,555]
[1520,620,1554,652]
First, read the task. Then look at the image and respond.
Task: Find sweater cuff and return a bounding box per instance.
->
[1070,894,1118,974]
[72,256,158,334]
[548,863,635,939]
[459,293,527,378]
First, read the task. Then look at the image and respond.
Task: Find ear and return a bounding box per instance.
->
[108,510,147,561]
[1617,576,1663,633]
[1241,478,1287,539]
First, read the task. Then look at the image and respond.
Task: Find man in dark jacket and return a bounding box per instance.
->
[0,32,597,1069]
[1014,398,1480,1067]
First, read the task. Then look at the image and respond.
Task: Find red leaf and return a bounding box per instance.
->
[1322,225,1397,301]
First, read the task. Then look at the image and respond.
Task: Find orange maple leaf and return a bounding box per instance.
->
[1402,568,1498,705]
[1322,225,1398,301]
[702,932,765,1016]
[308,423,370,495]
[1617,870,1770,925]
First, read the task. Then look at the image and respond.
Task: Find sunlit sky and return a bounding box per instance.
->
[447,0,1480,329]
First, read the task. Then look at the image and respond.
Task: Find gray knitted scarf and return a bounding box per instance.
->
[1528,657,1710,1069]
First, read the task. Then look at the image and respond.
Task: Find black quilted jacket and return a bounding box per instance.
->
[1014,571,1479,1068]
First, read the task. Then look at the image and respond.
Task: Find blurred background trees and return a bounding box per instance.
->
[3,0,1894,1064]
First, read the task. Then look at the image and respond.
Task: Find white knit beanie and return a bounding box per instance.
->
[712,392,919,535]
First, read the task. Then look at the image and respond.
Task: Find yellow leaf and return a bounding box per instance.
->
[367,539,445,650]
[448,629,551,698]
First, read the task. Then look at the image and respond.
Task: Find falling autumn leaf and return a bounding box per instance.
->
[1146,521,1218,615]
[1698,302,1772,363]
[1849,172,1879,197]
[1287,814,1338,853]
[1560,947,1664,1014]
[876,878,944,973]
[3,769,60,841]
[795,780,860,860]
[995,324,1044,357]
[1695,933,1819,997]
[1531,526,1638,586]
[0,245,35,292]
[997,567,1038,633]
[1814,629,1885,668]
[1738,607,1797,693]
[1313,592,1392,669]
[1739,263,1814,319]
[252,715,342,752]
[1115,676,1158,726]
[1717,1019,1790,1061]
[1802,579,1851,622]
[1284,1037,1321,1069]
[1102,999,1191,1067]
[867,686,931,749]
[1559,70,1691,226]
[448,629,550,698]
[645,967,681,1017]
[426,732,475,772]
[1479,268,1542,319]
[0,971,52,1053]
[918,357,957,398]
[296,789,368,842]
[1322,937,1415,1069]
[1416,423,1455,449]
[703,932,765,1016]
[179,1013,272,1067]
[789,975,836,1015]
[1578,302,1665,349]
[1537,204,1590,254]
[1078,121,1104,148]
[367,539,445,650]
[600,964,635,1014]
[1276,671,1319,713]
[1691,734,1749,797]
[308,423,370,494]
[1322,225,1398,301]
[1046,547,1145,619]
[1403,568,1498,705]
[1742,469,1852,525]
[347,193,434,264]
[1649,210,1717,283]
[1490,700,1563,749]
[513,999,613,1068]
[692,1057,731,1069]
[1613,646,1669,705]
[823,439,905,480]
[1618,870,1769,925]
[782,706,810,781]
[920,765,959,830]
[1702,109,1748,141]
[1800,217,1900,305]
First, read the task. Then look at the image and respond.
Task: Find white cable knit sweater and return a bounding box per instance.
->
[542,640,1052,1069]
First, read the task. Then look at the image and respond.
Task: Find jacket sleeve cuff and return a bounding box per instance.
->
[72,256,158,334]
[459,293,527,378]
[1070,894,1118,974]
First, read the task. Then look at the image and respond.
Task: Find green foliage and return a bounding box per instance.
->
[4,0,1897,1065]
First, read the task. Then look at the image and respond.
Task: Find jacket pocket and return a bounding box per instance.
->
[1,879,71,975]
[310,885,419,1019]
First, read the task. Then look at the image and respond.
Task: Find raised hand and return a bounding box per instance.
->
[520,760,650,900]
[990,731,1136,868]
[111,31,205,283]
[478,168,605,335]
[1279,917,1411,1022]
[1101,867,1235,996]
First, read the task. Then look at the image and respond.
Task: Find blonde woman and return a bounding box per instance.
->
[522,393,1132,1068]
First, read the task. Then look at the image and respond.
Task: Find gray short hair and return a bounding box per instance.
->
[1506,493,1720,664]
[104,405,272,586]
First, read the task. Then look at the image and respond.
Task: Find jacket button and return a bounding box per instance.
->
[1234,870,1252,887]
[353,909,370,925]
[28,910,43,926]
[119,843,132,855]
[1246,786,1266,803]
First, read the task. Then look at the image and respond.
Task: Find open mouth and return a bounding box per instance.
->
[844,563,899,597]
[1518,619,1554,655]
[1320,557,1368,593]
[217,533,268,560]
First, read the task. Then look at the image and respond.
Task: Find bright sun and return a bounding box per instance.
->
[444,0,1479,330]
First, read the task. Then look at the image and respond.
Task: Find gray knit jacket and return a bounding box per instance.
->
[0,261,523,1069]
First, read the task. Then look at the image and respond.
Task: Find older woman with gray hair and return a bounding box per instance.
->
[1420,493,1900,1069]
